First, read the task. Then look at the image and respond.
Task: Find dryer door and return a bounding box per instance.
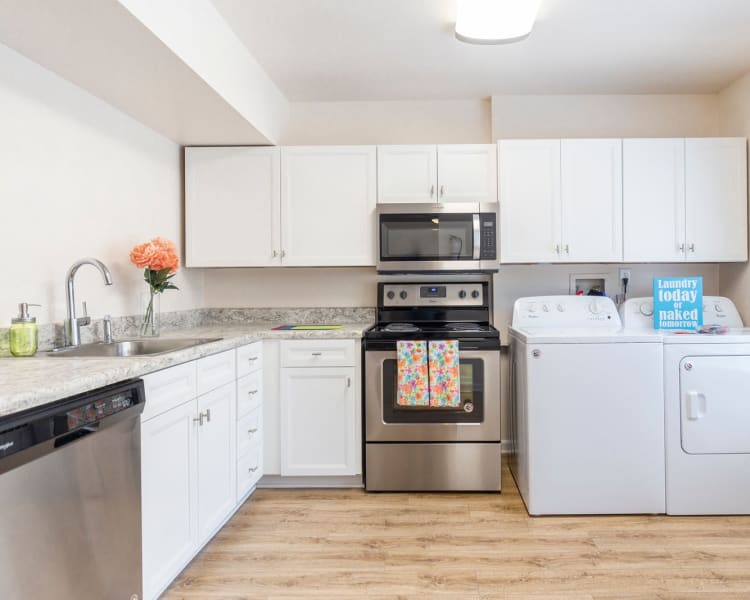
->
[680,355,750,454]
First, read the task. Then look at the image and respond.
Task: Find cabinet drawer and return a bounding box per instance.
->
[237,407,262,458]
[280,339,356,367]
[142,362,197,421]
[237,371,263,418]
[197,349,236,396]
[237,439,263,498]
[237,342,263,378]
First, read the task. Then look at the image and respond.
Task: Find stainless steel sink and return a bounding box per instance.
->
[47,338,222,358]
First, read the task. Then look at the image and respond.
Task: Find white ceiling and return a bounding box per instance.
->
[211,0,750,101]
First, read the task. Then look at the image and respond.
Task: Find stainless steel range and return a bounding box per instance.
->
[363,281,501,491]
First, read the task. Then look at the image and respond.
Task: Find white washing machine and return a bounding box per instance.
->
[621,296,750,515]
[509,295,665,516]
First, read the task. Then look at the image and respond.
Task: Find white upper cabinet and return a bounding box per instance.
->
[377,144,497,204]
[281,146,377,266]
[561,139,623,262]
[623,139,686,262]
[377,145,437,203]
[623,137,747,263]
[499,139,622,263]
[437,144,497,203]
[499,139,561,263]
[685,138,748,262]
[185,147,280,267]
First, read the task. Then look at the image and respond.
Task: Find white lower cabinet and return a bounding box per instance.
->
[141,400,198,600]
[141,343,260,600]
[279,340,360,477]
[196,382,237,544]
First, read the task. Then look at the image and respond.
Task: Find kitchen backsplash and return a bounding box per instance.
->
[0,306,377,356]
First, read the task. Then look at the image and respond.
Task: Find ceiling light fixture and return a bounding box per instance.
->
[455,0,541,45]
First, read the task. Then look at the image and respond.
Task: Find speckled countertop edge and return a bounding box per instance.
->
[0,321,373,419]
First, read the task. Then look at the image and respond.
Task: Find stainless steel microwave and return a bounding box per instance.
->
[376,203,499,273]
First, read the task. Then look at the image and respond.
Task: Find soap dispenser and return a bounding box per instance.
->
[10,303,40,357]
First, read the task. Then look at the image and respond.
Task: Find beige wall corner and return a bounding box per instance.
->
[718,70,750,322]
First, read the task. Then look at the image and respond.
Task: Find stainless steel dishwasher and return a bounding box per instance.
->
[0,379,145,600]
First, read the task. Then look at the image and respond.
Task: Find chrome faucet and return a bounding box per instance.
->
[64,258,113,347]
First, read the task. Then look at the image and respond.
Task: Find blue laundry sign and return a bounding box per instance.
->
[653,277,703,330]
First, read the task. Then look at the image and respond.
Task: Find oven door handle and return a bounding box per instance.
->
[472,214,481,260]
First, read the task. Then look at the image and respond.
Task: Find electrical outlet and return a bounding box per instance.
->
[619,268,632,282]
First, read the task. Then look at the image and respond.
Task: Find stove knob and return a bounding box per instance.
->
[386,291,395,300]
[458,290,467,299]
[399,291,408,300]
[471,290,480,299]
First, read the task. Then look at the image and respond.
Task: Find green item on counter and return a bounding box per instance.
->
[10,302,40,357]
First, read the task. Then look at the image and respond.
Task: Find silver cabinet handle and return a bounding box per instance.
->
[440,185,444,197]
[204,409,211,423]
[564,244,569,254]
[247,389,258,395]
[347,376,351,388]
[248,466,259,473]
[272,250,278,258]
[679,243,685,252]
[248,428,259,435]
[311,352,322,356]
[193,413,204,426]
[280,250,286,258]
[554,244,561,254]
[430,185,435,198]
[688,243,695,252]
[247,356,259,362]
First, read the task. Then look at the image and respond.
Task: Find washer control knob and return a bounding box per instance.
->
[458,290,467,299]
[527,303,537,313]
[471,290,480,299]
[556,303,565,312]
[715,303,724,313]
[399,291,408,300]
[386,291,395,300]
[589,300,601,314]
[639,302,654,317]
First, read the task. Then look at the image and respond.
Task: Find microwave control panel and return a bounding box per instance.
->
[479,214,497,260]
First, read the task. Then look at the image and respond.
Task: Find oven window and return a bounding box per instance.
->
[380,214,474,261]
[382,358,484,423]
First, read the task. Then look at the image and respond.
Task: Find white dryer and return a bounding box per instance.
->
[509,295,665,515]
[622,296,750,515]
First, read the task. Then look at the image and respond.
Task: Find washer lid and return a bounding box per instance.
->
[510,326,662,344]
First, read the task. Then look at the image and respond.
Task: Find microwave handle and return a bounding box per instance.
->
[472,214,481,259]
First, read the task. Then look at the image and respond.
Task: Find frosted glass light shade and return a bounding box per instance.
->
[455,0,541,44]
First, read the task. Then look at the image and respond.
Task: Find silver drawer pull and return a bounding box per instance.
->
[247,356,259,362]
[204,409,211,423]
[311,352,323,356]
[248,466,259,473]
[248,428,259,435]
[247,389,258,395]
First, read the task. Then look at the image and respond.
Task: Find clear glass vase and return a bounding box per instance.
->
[140,288,160,337]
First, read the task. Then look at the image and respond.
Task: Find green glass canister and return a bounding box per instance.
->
[10,302,40,357]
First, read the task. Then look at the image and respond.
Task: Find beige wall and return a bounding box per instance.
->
[718,71,750,322]
[492,94,719,139]
[280,99,492,145]
[0,43,204,325]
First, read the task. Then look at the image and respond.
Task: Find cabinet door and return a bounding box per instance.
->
[196,382,237,544]
[623,139,686,262]
[281,146,376,266]
[280,367,359,476]
[561,139,623,262]
[377,145,437,203]
[685,138,748,262]
[185,147,281,267]
[141,401,198,600]
[498,140,561,263]
[437,144,497,204]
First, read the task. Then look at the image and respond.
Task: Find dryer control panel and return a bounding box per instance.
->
[620,296,743,330]
[512,295,621,328]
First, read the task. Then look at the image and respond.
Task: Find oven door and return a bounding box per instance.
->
[365,349,500,442]
[376,203,497,272]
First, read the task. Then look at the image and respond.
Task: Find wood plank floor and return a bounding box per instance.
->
[163,465,750,599]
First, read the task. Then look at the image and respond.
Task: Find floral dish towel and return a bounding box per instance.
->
[396,340,429,406]
[428,340,461,408]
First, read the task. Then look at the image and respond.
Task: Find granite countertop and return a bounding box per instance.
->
[0,320,373,420]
